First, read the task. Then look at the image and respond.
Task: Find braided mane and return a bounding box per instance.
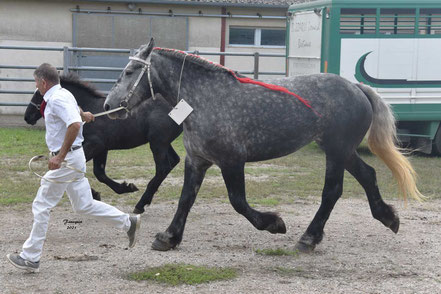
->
[153,47,319,115]
[153,47,236,77]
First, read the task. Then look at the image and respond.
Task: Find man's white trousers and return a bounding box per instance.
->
[20,148,131,262]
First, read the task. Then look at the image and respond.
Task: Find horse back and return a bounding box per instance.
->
[184,73,372,163]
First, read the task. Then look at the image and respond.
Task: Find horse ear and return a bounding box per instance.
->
[139,38,154,59]
[147,37,155,49]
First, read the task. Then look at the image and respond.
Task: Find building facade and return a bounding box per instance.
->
[1,0,318,114]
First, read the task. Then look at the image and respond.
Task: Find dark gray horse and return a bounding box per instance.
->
[104,39,423,253]
[24,74,182,213]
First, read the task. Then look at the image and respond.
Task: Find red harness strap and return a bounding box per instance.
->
[154,47,321,116]
[228,71,321,117]
[229,71,312,107]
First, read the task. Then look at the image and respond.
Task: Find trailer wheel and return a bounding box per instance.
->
[432,126,441,156]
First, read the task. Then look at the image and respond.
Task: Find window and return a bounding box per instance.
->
[340,8,376,35]
[379,8,415,35]
[229,28,255,45]
[229,27,285,47]
[419,8,441,35]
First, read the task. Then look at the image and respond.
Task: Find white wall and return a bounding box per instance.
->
[0,0,287,114]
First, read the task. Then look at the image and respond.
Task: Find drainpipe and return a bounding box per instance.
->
[220,6,226,66]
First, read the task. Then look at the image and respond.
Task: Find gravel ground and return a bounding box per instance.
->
[1,197,440,293]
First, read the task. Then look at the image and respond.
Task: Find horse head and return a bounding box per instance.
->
[24,89,44,125]
[104,38,156,119]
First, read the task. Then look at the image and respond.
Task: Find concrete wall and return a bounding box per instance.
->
[0,0,287,114]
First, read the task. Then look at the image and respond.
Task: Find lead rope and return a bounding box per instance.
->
[92,106,127,118]
[29,155,86,184]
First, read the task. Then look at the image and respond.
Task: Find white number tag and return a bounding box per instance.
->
[168,99,193,125]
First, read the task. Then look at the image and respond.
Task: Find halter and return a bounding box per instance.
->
[120,54,156,110]
[29,101,41,110]
[123,52,188,109]
[29,89,42,110]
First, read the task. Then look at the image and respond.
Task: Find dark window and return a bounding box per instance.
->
[229,27,285,46]
[261,29,285,46]
[229,28,255,45]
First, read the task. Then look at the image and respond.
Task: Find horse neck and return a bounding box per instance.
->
[153,54,182,104]
[153,52,228,105]
[61,82,103,109]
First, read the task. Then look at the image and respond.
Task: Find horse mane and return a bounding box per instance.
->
[59,73,105,99]
[153,47,240,78]
[153,47,317,114]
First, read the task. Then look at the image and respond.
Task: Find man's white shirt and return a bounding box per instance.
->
[43,84,84,152]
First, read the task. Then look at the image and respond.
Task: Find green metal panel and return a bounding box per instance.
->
[289,0,441,75]
[396,120,440,139]
[288,0,441,140]
[289,0,441,11]
[327,6,341,74]
[391,104,441,121]
[320,8,330,72]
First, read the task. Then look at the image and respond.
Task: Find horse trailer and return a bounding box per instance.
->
[287,0,441,154]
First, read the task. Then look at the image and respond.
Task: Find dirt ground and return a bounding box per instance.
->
[1,197,440,294]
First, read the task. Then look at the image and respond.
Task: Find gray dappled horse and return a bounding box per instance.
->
[25,74,182,213]
[104,39,423,253]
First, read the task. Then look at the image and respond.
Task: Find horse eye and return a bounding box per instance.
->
[125,70,133,76]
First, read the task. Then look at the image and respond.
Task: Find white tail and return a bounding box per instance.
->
[356,83,424,203]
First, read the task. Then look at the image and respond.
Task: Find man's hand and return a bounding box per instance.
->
[48,155,63,170]
[50,122,81,170]
[81,111,95,123]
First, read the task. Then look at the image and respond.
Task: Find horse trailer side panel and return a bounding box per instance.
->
[287,11,323,76]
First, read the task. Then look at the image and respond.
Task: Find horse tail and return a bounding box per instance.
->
[356,83,424,203]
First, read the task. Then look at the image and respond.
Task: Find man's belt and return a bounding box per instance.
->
[50,145,82,156]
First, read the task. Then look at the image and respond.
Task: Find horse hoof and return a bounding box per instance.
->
[133,207,144,214]
[295,241,315,254]
[118,182,139,194]
[389,218,400,234]
[151,232,176,251]
[92,191,101,201]
[128,183,139,192]
[265,217,287,234]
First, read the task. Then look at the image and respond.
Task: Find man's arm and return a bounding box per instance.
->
[80,108,95,123]
[48,122,81,170]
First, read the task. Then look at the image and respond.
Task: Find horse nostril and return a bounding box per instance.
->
[104,104,110,111]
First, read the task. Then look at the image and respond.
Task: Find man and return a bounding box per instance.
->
[6,63,140,273]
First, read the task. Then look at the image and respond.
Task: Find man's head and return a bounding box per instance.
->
[34,63,60,96]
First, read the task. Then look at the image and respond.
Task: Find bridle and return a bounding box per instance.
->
[121,51,188,110]
[29,101,41,111]
[120,53,156,110]
[29,89,42,111]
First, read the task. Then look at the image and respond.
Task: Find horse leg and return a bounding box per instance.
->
[133,145,180,214]
[93,151,138,194]
[151,155,212,251]
[345,152,399,233]
[296,155,345,253]
[91,188,101,201]
[221,164,286,234]
[83,142,102,201]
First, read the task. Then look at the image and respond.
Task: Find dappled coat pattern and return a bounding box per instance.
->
[104,39,422,253]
